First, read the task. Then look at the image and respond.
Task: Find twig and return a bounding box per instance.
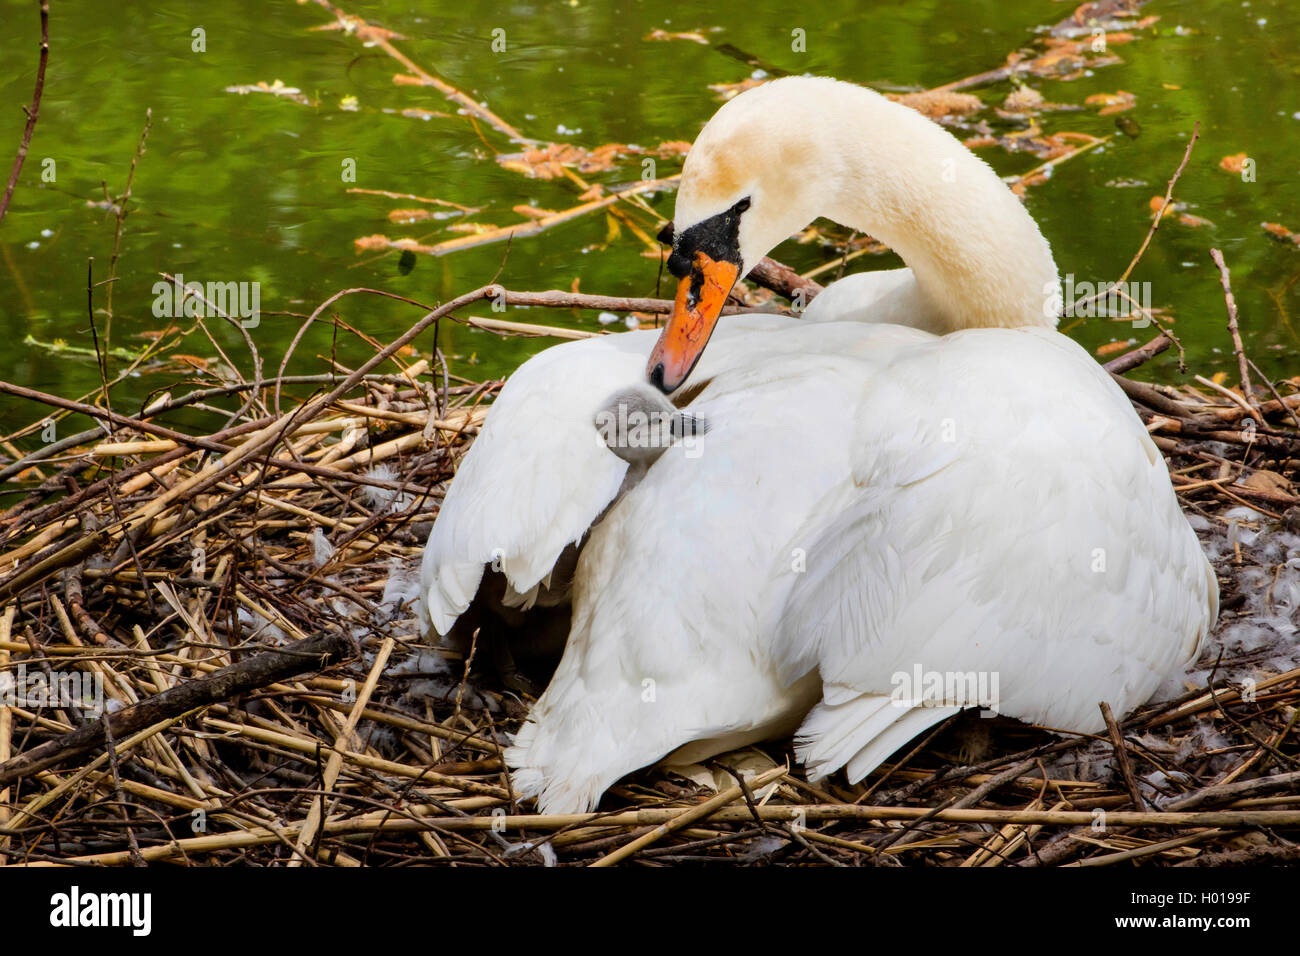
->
[0,0,49,226]
[1209,247,1261,424]
[289,635,394,865]
[1115,123,1199,289]
[589,765,788,867]
[0,605,14,865]
[307,0,532,143]
[1100,701,1147,810]
[1102,333,1170,374]
[103,109,153,347]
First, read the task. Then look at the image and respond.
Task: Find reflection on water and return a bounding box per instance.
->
[0,0,1296,433]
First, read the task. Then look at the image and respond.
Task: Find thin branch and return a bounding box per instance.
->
[1209,247,1261,423]
[0,0,49,226]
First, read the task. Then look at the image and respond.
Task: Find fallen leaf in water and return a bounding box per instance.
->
[584,142,628,170]
[1063,0,1128,27]
[1039,131,1101,158]
[1085,90,1136,114]
[390,107,452,121]
[653,141,691,157]
[890,90,983,120]
[709,77,767,101]
[1003,86,1045,112]
[388,208,434,223]
[601,213,623,248]
[1263,221,1300,245]
[1147,195,1212,228]
[1022,39,1089,76]
[505,143,607,178]
[171,355,212,371]
[1149,195,1177,220]
[1219,153,1250,174]
[497,140,688,179]
[224,79,313,105]
[1051,0,1155,34]
[645,28,711,44]
[497,159,537,178]
[1011,172,1052,197]
[1096,339,1137,357]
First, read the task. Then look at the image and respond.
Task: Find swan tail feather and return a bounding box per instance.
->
[505,699,656,816]
[505,716,612,817]
[796,694,960,784]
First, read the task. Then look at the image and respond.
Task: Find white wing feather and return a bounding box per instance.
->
[418,313,808,638]
[766,328,1217,782]
[418,333,641,637]
[505,322,928,812]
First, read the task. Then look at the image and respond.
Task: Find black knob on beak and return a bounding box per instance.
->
[649,362,667,393]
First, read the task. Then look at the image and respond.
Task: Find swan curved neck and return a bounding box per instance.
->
[813,85,1060,333]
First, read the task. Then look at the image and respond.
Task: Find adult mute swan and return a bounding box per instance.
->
[421,76,1218,814]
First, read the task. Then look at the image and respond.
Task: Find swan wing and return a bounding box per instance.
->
[767,328,1217,782]
[505,323,921,813]
[419,313,805,638]
[419,333,645,637]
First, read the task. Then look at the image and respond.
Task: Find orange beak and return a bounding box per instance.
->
[647,252,740,393]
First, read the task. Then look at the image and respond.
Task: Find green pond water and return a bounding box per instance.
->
[0,0,1297,442]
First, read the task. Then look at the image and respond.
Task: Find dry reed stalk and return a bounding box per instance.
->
[590,765,789,867]
[288,636,395,864]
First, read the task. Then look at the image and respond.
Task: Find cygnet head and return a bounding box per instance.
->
[593,384,708,467]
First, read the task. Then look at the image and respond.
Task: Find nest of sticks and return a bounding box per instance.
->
[0,262,1297,869]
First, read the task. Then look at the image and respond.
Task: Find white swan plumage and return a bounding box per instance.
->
[419,76,1217,814]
